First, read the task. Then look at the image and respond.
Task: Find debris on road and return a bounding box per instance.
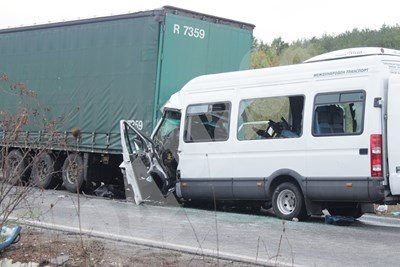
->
[376,204,388,213]
[0,226,22,251]
[325,215,355,225]
[49,255,70,265]
[94,184,125,199]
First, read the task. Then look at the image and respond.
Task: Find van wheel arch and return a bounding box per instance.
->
[266,172,310,220]
[270,176,298,194]
[266,170,306,198]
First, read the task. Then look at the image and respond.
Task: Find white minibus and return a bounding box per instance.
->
[120,47,400,220]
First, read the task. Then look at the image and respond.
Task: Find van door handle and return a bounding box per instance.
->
[359,148,368,155]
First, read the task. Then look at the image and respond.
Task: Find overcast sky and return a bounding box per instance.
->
[1,0,399,43]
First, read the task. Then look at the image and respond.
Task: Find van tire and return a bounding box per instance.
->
[272,182,307,220]
[3,149,29,185]
[31,152,60,189]
[62,153,84,193]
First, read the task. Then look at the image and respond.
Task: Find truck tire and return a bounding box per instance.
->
[62,153,84,193]
[31,152,60,189]
[272,182,307,221]
[3,149,29,185]
[328,204,364,219]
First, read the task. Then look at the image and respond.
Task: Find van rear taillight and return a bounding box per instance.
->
[370,134,383,178]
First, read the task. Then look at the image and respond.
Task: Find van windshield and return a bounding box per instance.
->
[153,110,181,180]
[154,110,181,145]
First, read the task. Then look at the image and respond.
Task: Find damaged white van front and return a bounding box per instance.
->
[119,92,182,205]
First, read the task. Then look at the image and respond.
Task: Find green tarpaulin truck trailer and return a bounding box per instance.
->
[0,6,254,194]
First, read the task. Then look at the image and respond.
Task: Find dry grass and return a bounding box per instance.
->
[2,227,254,267]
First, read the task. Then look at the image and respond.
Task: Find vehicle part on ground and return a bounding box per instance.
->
[272,182,307,220]
[327,203,364,219]
[62,153,84,193]
[94,184,125,199]
[0,225,22,251]
[324,215,355,225]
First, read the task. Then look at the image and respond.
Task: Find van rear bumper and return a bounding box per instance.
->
[305,177,384,203]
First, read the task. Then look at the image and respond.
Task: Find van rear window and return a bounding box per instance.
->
[313,91,365,136]
[237,95,304,140]
[184,102,231,143]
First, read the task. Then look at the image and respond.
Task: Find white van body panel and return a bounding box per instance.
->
[206,82,307,179]
[387,76,400,195]
[305,47,400,63]
[175,54,399,202]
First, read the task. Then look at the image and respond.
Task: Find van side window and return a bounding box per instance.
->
[313,91,365,136]
[238,96,304,140]
[184,102,230,143]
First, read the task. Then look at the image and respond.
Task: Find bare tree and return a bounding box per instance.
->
[0,73,67,229]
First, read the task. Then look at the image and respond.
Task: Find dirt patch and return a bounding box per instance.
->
[1,227,255,266]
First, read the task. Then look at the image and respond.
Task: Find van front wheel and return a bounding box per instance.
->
[272,182,307,220]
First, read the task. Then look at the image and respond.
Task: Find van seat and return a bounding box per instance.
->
[315,105,344,134]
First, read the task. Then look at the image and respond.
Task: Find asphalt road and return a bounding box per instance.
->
[11,189,400,267]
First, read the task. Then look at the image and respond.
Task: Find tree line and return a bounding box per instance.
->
[251,24,400,69]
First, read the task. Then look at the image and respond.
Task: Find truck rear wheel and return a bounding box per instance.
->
[31,152,60,189]
[272,182,307,221]
[62,153,84,193]
[3,149,29,185]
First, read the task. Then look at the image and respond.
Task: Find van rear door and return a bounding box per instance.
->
[387,76,400,195]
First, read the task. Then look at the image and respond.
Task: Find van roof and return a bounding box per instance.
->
[180,48,400,93]
[304,47,400,63]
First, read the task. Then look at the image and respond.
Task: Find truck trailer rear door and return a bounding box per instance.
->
[387,76,400,195]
